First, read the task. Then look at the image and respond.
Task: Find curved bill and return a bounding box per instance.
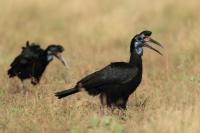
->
[143,43,163,55]
[149,38,164,48]
[55,53,69,68]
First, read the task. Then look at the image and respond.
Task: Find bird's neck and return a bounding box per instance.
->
[129,51,142,68]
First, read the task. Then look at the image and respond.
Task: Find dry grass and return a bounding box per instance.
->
[0,0,200,132]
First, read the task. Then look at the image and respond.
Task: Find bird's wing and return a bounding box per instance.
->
[10,55,28,67]
[21,43,43,60]
[78,62,138,88]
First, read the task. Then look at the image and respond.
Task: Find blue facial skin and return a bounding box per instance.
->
[134,41,143,56]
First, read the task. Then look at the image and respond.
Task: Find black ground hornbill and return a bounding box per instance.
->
[8,41,67,85]
[55,31,163,109]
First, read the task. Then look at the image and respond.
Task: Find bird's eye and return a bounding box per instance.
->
[138,37,142,41]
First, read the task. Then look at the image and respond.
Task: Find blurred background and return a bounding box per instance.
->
[0,0,200,132]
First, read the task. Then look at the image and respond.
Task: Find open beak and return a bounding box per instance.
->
[55,53,69,68]
[143,37,163,55]
[149,38,164,48]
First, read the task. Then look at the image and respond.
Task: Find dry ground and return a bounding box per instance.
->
[0,0,200,132]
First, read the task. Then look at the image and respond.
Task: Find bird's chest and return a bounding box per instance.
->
[120,67,142,92]
[33,61,48,73]
[131,72,142,86]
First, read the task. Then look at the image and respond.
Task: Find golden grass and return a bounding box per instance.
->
[0,0,200,132]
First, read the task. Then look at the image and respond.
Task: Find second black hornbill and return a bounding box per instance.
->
[8,41,67,85]
[55,31,163,109]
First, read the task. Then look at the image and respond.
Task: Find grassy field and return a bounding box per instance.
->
[0,0,200,132]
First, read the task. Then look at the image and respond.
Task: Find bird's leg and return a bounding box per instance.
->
[11,79,24,94]
[21,80,28,94]
[109,97,128,120]
[99,93,107,115]
[118,109,127,121]
[118,100,128,120]
[21,81,25,90]
[14,80,27,94]
[100,93,107,106]
[17,80,24,90]
[99,105,106,116]
[31,77,39,85]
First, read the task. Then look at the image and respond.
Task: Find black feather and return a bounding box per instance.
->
[55,31,161,109]
[8,41,65,85]
[55,87,79,99]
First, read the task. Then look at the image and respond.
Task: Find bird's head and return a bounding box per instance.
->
[46,45,68,67]
[131,30,163,56]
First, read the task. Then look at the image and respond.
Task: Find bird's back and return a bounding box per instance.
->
[78,62,141,96]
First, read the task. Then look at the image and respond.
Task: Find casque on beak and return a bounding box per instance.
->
[143,37,163,55]
[55,53,69,68]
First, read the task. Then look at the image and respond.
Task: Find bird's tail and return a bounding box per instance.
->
[55,87,79,99]
[7,68,16,78]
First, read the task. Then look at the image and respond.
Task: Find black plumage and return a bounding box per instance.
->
[8,41,67,85]
[55,31,163,109]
